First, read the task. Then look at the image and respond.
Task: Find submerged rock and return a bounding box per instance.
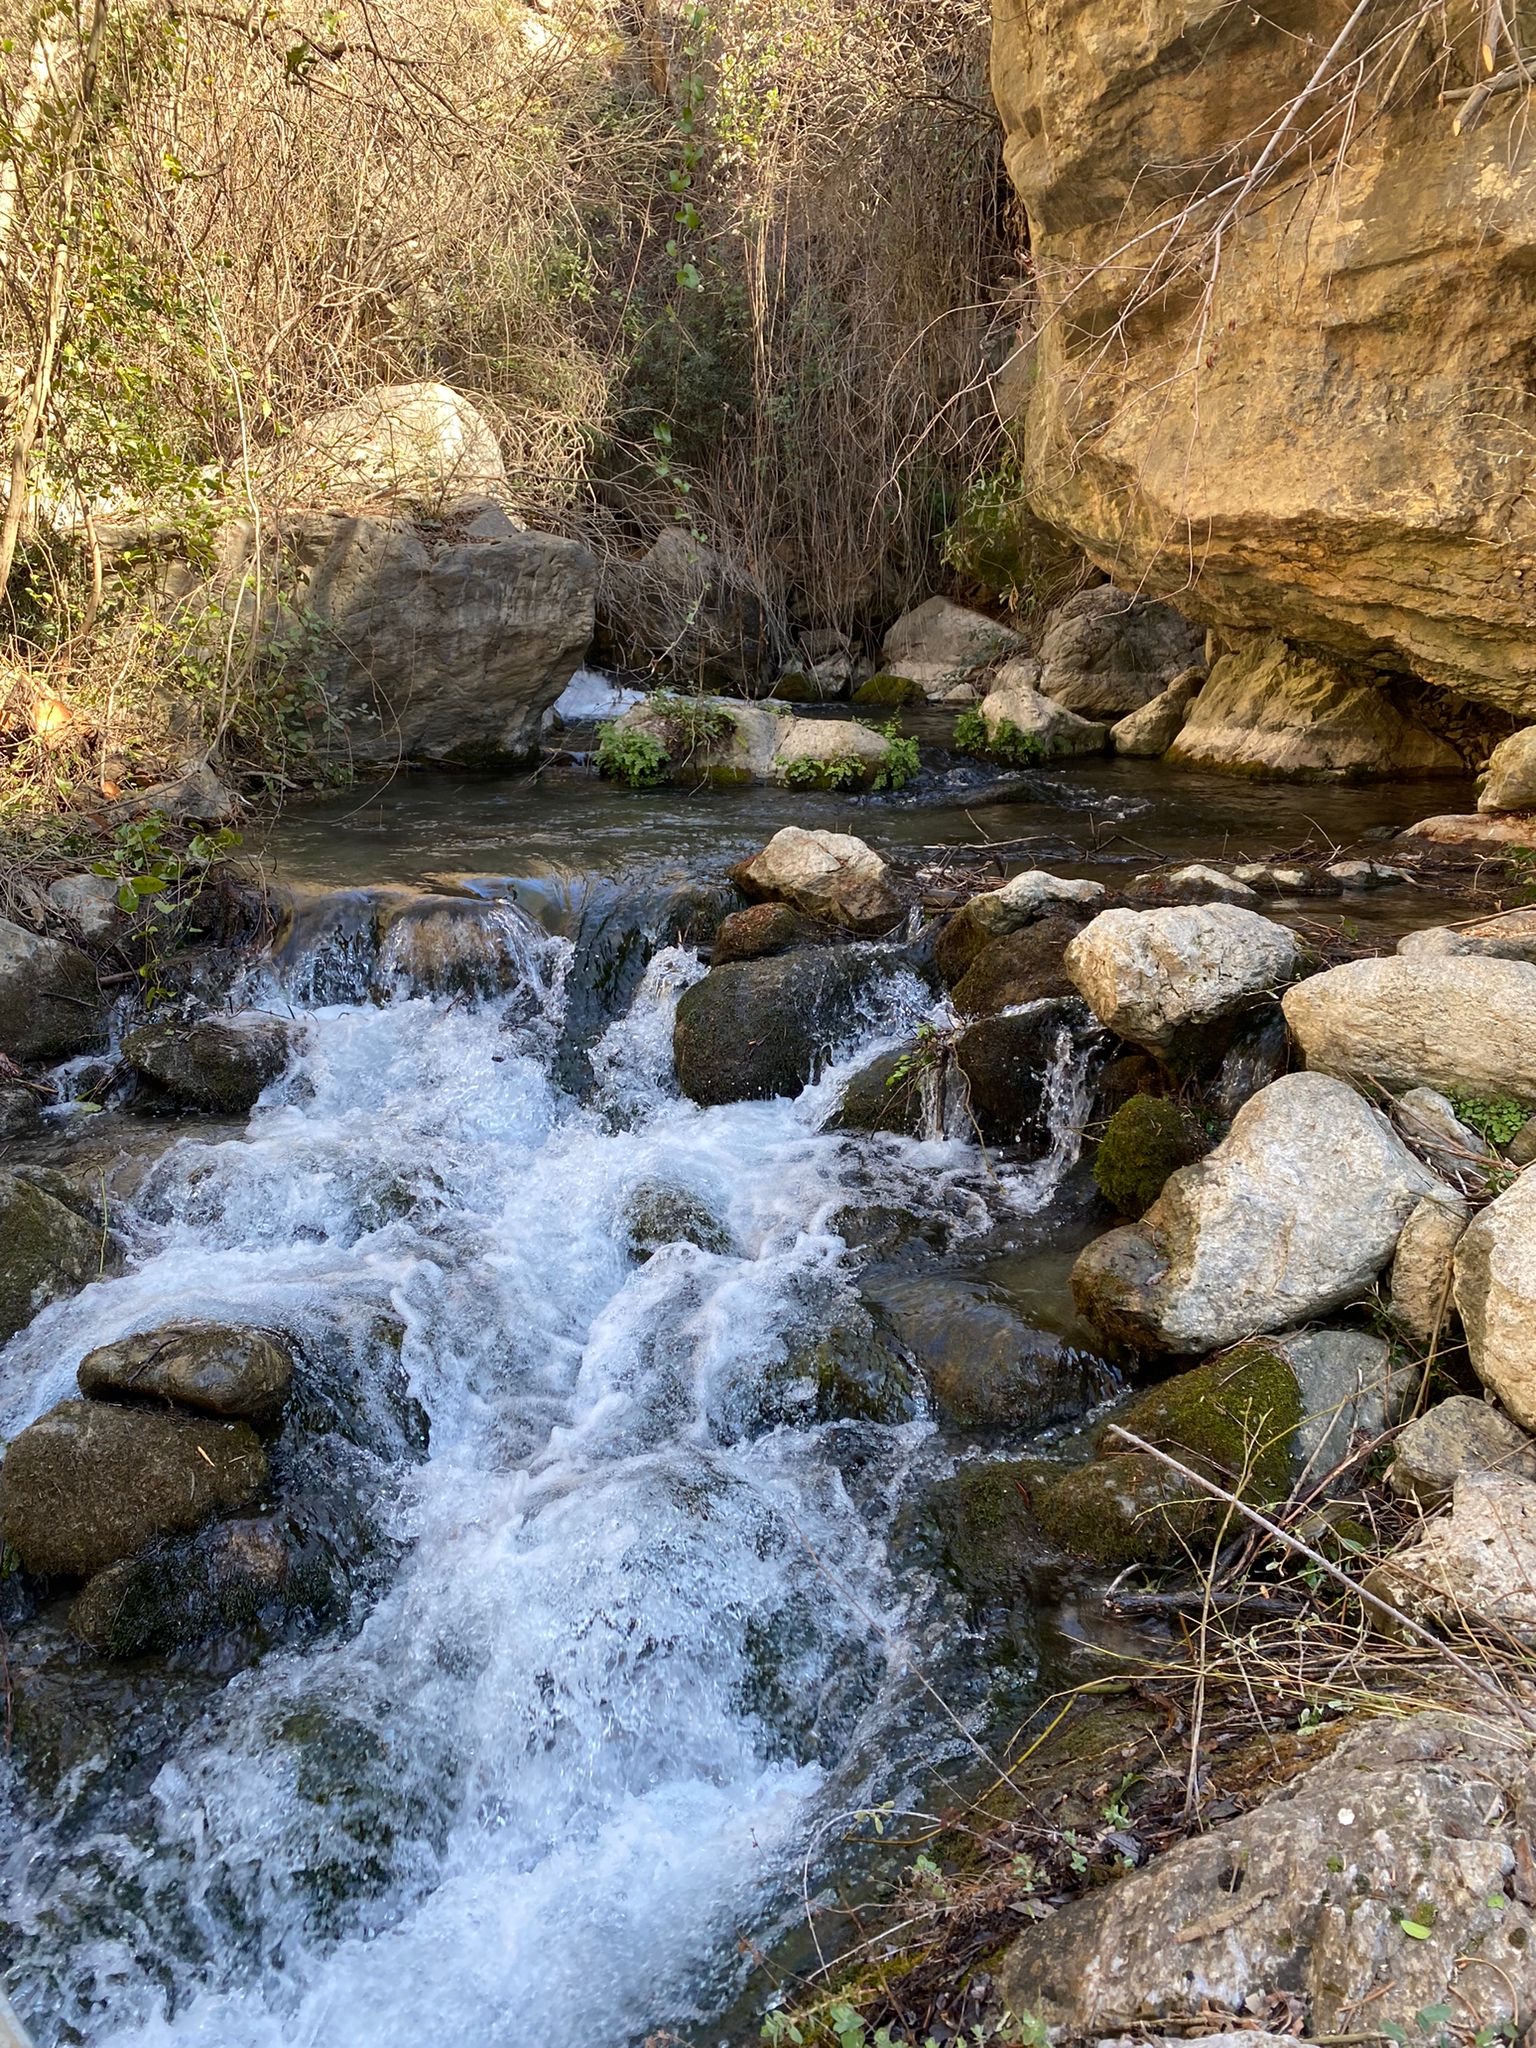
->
[0,1171,112,1346]
[1389,1395,1536,1508]
[77,1323,296,1424]
[1071,1073,1441,1354]
[1282,953,1536,1105]
[1038,585,1204,718]
[674,946,902,1105]
[1091,1094,1208,1218]
[996,1713,1535,2036]
[1065,903,1300,1057]
[124,1011,294,1114]
[619,1180,736,1259]
[0,915,109,1063]
[0,1399,267,1577]
[865,1276,1110,1431]
[732,827,905,935]
[1453,1169,1536,1430]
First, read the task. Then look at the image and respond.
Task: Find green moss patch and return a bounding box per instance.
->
[1092,1094,1208,1217]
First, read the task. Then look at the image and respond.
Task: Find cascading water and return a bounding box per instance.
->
[0,892,1098,2048]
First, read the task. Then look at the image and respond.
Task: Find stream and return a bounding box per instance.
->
[0,743,1477,2047]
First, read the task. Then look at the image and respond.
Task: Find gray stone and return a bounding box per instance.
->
[0,916,108,1062]
[1327,860,1413,888]
[1279,1328,1409,1487]
[1064,903,1300,1055]
[1109,667,1203,756]
[1159,864,1258,903]
[881,596,1026,687]
[1071,1073,1442,1355]
[1368,1471,1536,1643]
[0,1398,267,1577]
[124,1012,293,1114]
[1283,953,1536,1105]
[46,873,121,944]
[77,1323,295,1423]
[1390,1395,1536,1507]
[1038,585,1204,718]
[997,1713,1534,2038]
[1388,1191,1470,1348]
[1393,1086,1493,1192]
[963,870,1106,938]
[262,380,506,508]
[0,1171,109,1345]
[977,662,1110,757]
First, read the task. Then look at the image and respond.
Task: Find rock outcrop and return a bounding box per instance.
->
[1071,1073,1441,1353]
[990,1,1536,714]
[1037,585,1204,717]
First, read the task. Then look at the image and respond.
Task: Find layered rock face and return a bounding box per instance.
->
[991,1,1536,712]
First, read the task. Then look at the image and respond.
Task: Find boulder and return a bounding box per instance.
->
[673,946,901,1106]
[0,916,108,1062]
[1390,1396,1536,1508]
[954,999,1088,1149]
[1039,1330,1404,1564]
[880,597,1025,693]
[77,1323,295,1424]
[1282,953,1536,1105]
[262,381,506,507]
[949,918,1081,1018]
[1110,667,1203,756]
[1396,916,1536,965]
[1399,812,1536,852]
[996,1713,1535,2036]
[273,512,596,767]
[976,663,1110,758]
[1327,860,1413,889]
[1037,586,1204,718]
[862,1277,1109,1431]
[1064,904,1300,1056]
[710,902,844,965]
[1387,1190,1469,1349]
[0,1399,267,1577]
[46,872,121,944]
[1368,1472,1536,1645]
[827,1046,931,1139]
[1478,725,1536,813]
[69,1514,296,1657]
[600,527,772,692]
[124,1011,293,1114]
[1167,639,1462,781]
[1071,1073,1442,1354]
[958,869,1106,940]
[1453,1169,1536,1430]
[771,716,892,789]
[732,827,905,935]
[849,672,923,708]
[0,1172,109,1345]
[991,2,1536,713]
[1092,1094,1208,1218]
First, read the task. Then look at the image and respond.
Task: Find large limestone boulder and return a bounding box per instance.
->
[1071,1072,1442,1353]
[1478,724,1536,813]
[975,662,1109,757]
[0,1172,110,1345]
[991,1,1536,714]
[997,1712,1535,2036]
[1037,585,1203,717]
[1168,639,1463,780]
[1064,903,1301,1055]
[1453,1169,1536,1430]
[1282,953,1536,1105]
[277,512,596,767]
[673,947,903,1106]
[0,1399,267,1577]
[732,827,905,935]
[1368,1471,1536,1644]
[879,597,1024,698]
[0,916,108,1062]
[78,1323,295,1424]
[262,381,506,508]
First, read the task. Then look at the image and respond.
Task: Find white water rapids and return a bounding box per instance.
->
[0,901,1094,2048]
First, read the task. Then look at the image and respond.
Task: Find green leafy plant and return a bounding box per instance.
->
[873,725,920,791]
[952,708,1045,766]
[91,809,243,1004]
[595,726,670,789]
[650,691,737,756]
[1450,1093,1528,1147]
[781,753,865,791]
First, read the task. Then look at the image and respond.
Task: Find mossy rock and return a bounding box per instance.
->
[800,1316,918,1426]
[674,946,898,1105]
[853,672,924,708]
[923,1456,1053,1602]
[0,1170,113,1346]
[1035,1343,1305,1569]
[620,1179,736,1259]
[1092,1093,1209,1218]
[124,1013,293,1114]
[827,1046,930,1137]
[950,917,1080,1019]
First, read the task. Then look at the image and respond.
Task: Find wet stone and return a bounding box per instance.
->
[863,1276,1111,1431]
[78,1322,296,1424]
[620,1179,737,1258]
[123,1011,294,1114]
[0,1169,113,1346]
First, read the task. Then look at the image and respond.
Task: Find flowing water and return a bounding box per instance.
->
[0,745,1475,2047]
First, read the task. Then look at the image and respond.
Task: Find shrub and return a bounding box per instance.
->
[952,709,1045,766]
[596,726,670,788]
[873,727,921,792]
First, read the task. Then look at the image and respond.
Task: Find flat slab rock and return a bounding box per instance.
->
[997,1712,1535,2037]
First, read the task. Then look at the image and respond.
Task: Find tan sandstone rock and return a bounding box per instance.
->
[1110,667,1203,757]
[991,1,1536,714]
[1479,724,1536,813]
[1453,1169,1536,1431]
[977,662,1109,757]
[732,827,905,935]
[1387,1190,1469,1348]
[1282,953,1536,1105]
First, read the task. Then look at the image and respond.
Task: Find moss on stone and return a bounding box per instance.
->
[1092,1093,1208,1218]
[0,1172,108,1346]
[925,1457,1051,1600]
[853,672,924,708]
